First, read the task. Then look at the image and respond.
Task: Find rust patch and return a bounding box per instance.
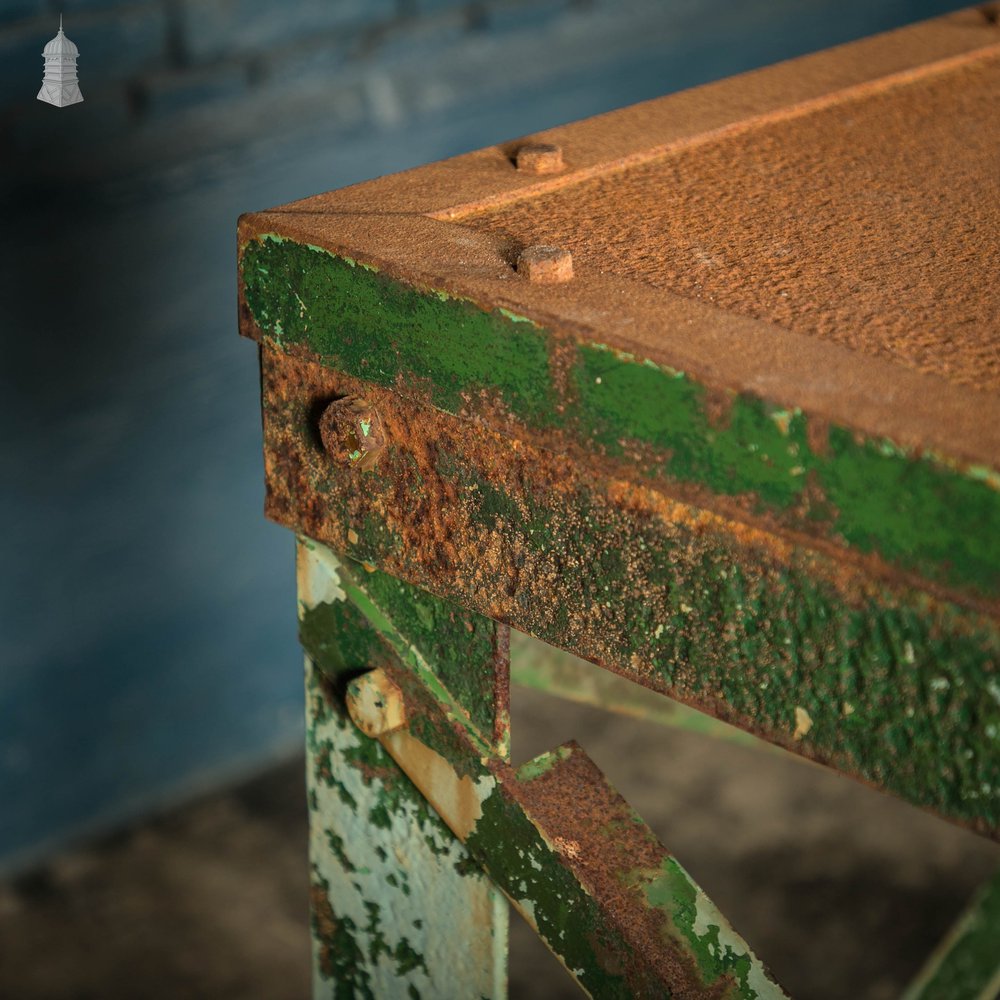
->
[517,245,574,284]
[492,623,511,753]
[509,743,728,997]
[318,396,386,471]
[464,52,1000,391]
[261,346,1000,836]
[261,345,997,631]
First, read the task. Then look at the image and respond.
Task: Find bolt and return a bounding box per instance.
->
[515,142,564,175]
[319,397,385,471]
[517,245,574,284]
[346,669,407,738]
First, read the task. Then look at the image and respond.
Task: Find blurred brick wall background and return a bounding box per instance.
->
[0,0,967,874]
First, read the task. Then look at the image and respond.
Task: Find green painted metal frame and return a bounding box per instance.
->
[300,538,788,997]
[240,11,1000,995]
[299,540,509,998]
[260,350,999,839]
[299,536,1000,997]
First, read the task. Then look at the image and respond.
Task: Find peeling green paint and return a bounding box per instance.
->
[515,745,574,782]
[575,345,810,510]
[631,858,775,998]
[574,344,1000,600]
[307,656,507,998]
[338,580,494,767]
[465,777,644,998]
[242,234,1000,603]
[275,382,1000,833]
[310,872,374,998]
[301,539,508,998]
[345,563,502,746]
[338,652,786,996]
[447,457,1000,833]
[242,235,558,424]
[303,543,782,998]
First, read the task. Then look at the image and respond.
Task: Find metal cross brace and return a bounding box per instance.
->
[299,538,786,998]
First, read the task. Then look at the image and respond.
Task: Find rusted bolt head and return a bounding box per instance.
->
[515,142,564,175]
[319,397,385,471]
[346,669,407,738]
[517,245,574,284]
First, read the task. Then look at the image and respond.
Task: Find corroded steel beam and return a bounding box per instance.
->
[240,9,1000,609]
[266,350,999,839]
[240,8,1000,838]
[509,631,781,752]
[351,669,787,999]
[302,537,786,995]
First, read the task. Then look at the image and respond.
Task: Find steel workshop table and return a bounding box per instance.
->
[238,8,1000,997]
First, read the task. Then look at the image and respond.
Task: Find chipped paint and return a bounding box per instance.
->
[515,744,574,783]
[268,360,1000,837]
[314,546,509,757]
[242,234,559,425]
[633,858,781,999]
[300,541,507,998]
[793,707,813,741]
[380,725,497,841]
[307,658,506,998]
[297,536,345,615]
[321,566,786,996]
[343,657,788,998]
[241,235,1000,603]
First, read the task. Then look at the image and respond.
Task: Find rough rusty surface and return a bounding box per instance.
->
[237,11,1000,633]
[305,536,785,994]
[317,396,386,472]
[236,8,1000,474]
[517,245,574,284]
[342,653,787,998]
[465,50,1000,391]
[258,9,999,222]
[265,348,1000,838]
[510,743,784,998]
[240,232,1000,605]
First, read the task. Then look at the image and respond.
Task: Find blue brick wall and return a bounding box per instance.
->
[175,0,395,62]
[0,0,974,875]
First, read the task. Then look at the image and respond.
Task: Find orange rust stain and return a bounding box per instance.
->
[261,348,998,643]
[464,54,1000,391]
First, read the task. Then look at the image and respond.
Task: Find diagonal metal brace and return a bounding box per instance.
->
[345,659,788,999]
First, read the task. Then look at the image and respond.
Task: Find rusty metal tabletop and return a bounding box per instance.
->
[239,9,1000,996]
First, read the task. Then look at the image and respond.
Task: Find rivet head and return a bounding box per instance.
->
[515,142,564,174]
[517,245,574,284]
[319,397,386,471]
[346,669,407,738]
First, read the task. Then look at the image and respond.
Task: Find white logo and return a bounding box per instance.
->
[38,16,84,108]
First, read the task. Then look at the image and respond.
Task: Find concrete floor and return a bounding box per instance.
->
[1,667,997,1000]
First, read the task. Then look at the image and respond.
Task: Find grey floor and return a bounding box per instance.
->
[1,666,997,1000]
